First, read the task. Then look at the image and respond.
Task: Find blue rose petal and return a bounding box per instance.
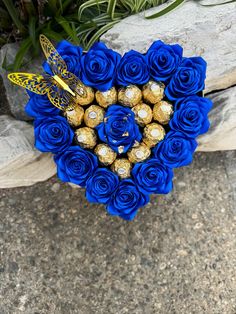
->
[34,116,74,153]
[54,146,98,187]
[96,104,142,154]
[107,178,149,220]
[146,40,183,82]
[86,168,119,204]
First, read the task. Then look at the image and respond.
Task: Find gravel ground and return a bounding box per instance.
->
[0,151,235,314]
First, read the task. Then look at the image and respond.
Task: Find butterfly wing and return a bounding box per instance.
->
[62,71,87,98]
[39,34,67,76]
[47,85,76,111]
[8,73,50,95]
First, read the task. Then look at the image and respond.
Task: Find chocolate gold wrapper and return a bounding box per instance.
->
[153,101,173,125]
[84,105,105,128]
[111,158,132,179]
[142,80,165,104]
[143,122,165,147]
[132,103,152,126]
[75,127,97,149]
[95,87,117,108]
[127,143,151,163]
[118,85,142,107]
[94,144,117,166]
[65,105,84,127]
[76,85,95,106]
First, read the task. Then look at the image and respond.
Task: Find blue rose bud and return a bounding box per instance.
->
[34,116,73,153]
[54,146,98,187]
[80,42,121,91]
[132,159,173,194]
[96,104,142,154]
[107,178,149,220]
[170,96,213,138]
[86,168,119,204]
[146,40,183,82]
[25,91,60,118]
[153,131,197,168]
[116,50,149,86]
[165,57,207,101]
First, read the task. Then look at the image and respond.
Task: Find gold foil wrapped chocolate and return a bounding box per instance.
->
[75,127,97,149]
[84,105,105,128]
[95,87,117,108]
[118,85,142,107]
[111,158,132,179]
[76,85,95,106]
[143,123,165,147]
[64,105,84,127]
[142,80,165,104]
[132,103,152,126]
[153,101,173,125]
[94,144,117,166]
[127,143,151,163]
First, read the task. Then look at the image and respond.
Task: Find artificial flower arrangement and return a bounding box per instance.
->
[8,35,212,221]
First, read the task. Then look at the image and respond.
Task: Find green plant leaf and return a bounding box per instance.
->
[78,0,107,21]
[86,20,119,49]
[107,0,117,19]
[13,37,32,70]
[145,0,186,19]
[28,17,37,49]
[56,16,80,44]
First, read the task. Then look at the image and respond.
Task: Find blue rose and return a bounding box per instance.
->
[107,179,149,220]
[146,40,183,82]
[54,146,98,187]
[153,131,197,168]
[165,57,207,101]
[116,50,149,86]
[34,116,73,153]
[170,96,212,138]
[96,105,142,154]
[25,91,60,118]
[132,159,173,194]
[43,40,82,76]
[86,168,119,204]
[80,42,121,91]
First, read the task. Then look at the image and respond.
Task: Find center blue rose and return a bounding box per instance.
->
[96,105,142,154]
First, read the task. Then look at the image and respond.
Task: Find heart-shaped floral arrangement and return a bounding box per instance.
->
[13,39,212,220]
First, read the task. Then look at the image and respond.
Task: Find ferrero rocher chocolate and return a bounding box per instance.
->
[76,85,95,106]
[118,85,142,107]
[64,105,84,127]
[142,80,165,104]
[132,103,152,126]
[75,127,97,149]
[127,143,151,163]
[84,105,105,128]
[94,144,117,166]
[143,122,165,147]
[111,158,132,179]
[95,87,117,108]
[153,101,173,125]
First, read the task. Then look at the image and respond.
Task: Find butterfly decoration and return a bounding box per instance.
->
[8,35,87,111]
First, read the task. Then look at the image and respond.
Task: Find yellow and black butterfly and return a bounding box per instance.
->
[8,34,87,111]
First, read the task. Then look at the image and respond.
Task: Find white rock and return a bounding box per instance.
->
[197,86,236,151]
[0,115,56,188]
[0,43,43,121]
[101,1,236,93]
